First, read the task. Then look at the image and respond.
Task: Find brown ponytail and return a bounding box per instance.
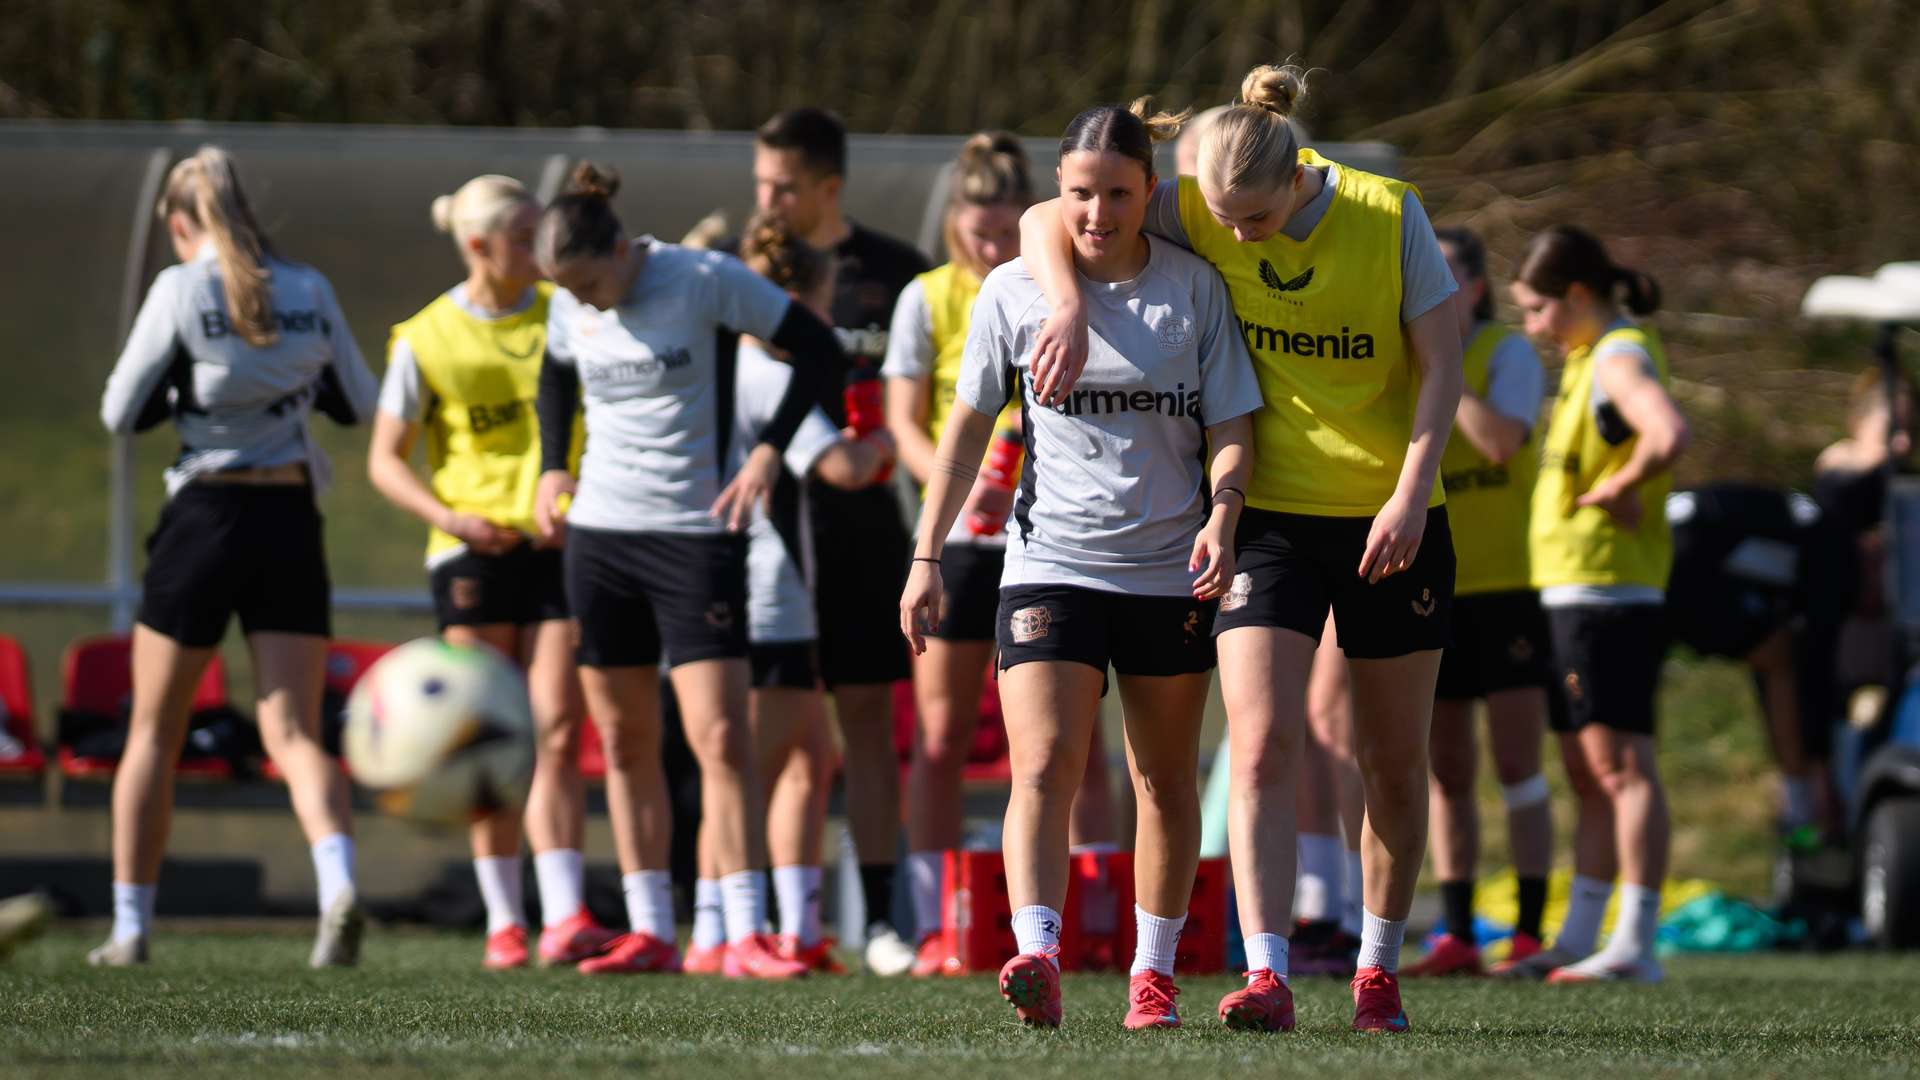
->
[536,162,626,270]
[158,146,277,347]
[1058,96,1190,181]
[1516,224,1662,316]
[738,210,831,297]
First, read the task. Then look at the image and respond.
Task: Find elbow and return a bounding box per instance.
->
[1664,416,1692,463]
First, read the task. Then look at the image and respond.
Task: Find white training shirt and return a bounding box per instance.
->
[880,275,1007,550]
[958,241,1266,596]
[546,238,793,534]
[100,243,378,495]
[735,339,840,644]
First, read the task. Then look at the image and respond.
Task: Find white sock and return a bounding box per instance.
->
[1557,874,1615,957]
[1600,882,1661,962]
[110,882,155,944]
[1356,909,1407,973]
[620,869,675,941]
[472,856,526,934]
[1244,931,1289,982]
[1130,905,1186,976]
[905,850,943,938]
[1340,850,1365,936]
[772,864,822,945]
[1295,833,1344,922]
[533,848,586,927]
[1781,777,1816,829]
[311,833,355,913]
[1011,904,1062,968]
[799,864,824,945]
[720,869,768,945]
[691,877,725,949]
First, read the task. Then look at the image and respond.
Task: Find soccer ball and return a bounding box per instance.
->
[342,637,535,826]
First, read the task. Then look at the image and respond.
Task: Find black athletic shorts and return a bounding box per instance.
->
[809,483,913,687]
[930,543,1005,642]
[1544,604,1669,736]
[138,484,331,647]
[565,525,748,669]
[996,583,1217,686]
[429,544,568,630]
[750,640,819,690]
[1213,506,1455,659]
[1436,589,1552,701]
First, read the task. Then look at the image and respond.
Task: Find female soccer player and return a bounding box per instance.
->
[95,146,379,968]
[1405,226,1554,976]
[1020,65,1465,1032]
[367,174,619,971]
[902,100,1262,1029]
[530,164,841,978]
[882,131,1116,976]
[684,211,896,976]
[1503,225,1687,984]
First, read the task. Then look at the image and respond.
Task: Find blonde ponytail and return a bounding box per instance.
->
[1201,63,1310,195]
[158,146,277,347]
[1126,96,1192,144]
[431,174,535,257]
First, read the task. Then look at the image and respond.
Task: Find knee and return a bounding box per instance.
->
[533,711,581,766]
[1428,745,1475,798]
[686,716,751,776]
[1590,755,1657,802]
[1490,743,1539,787]
[1010,744,1079,803]
[915,710,973,776]
[1230,739,1296,793]
[593,715,657,773]
[1133,759,1198,811]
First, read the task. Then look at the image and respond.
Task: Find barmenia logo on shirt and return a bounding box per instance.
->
[1042,383,1203,418]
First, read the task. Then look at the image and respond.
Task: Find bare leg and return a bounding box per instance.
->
[1000,662,1105,914]
[905,640,991,853]
[579,665,670,873]
[250,632,349,844]
[1117,672,1211,916]
[1485,687,1551,879]
[755,685,835,868]
[522,618,588,855]
[1070,719,1116,848]
[1218,626,1319,937]
[831,682,901,869]
[111,625,216,885]
[670,658,761,875]
[1346,650,1441,922]
[1426,698,1479,885]
[1577,725,1669,888]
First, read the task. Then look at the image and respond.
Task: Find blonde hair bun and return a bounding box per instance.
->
[1240,64,1307,118]
[430,194,458,234]
[432,174,534,253]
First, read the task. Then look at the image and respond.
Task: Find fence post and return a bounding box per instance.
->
[108,148,174,631]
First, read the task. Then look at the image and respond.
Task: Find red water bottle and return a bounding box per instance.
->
[842,369,893,484]
[968,427,1023,536]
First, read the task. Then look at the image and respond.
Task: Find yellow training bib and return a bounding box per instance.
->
[1441,322,1538,595]
[1529,323,1673,590]
[1177,148,1441,517]
[915,261,1020,461]
[390,282,583,561]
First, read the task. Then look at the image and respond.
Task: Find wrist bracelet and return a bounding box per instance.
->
[1212,485,1246,504]
[912,555,941,564]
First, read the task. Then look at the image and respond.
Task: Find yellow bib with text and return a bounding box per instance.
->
[1441,322,1538,595]
[1177,148,1441,516]
[1529,323,1673,590]
[917,261,1020,455]
[390,283,582,560]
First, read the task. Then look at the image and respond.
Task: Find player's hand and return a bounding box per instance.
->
[960,476,1014,536]
[712,442,781,533]
[533,470,577,546]
[1576,479,1644,530]
[899,558,944,656]
[444,512,523,556]
[1190,507,1237,600]
[1029,299,1089,406]
[1358,491,1426,584]
[846,426,898,484]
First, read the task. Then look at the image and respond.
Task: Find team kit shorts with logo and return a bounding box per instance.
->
[994,582,1219,690]
[429,544,569,631]
[1435,589,1552,701]
[564,525,749,669]
[1213,505,1456,658]
[1545,603,1669,736]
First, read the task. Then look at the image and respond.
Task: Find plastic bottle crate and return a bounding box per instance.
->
[943,849,1016,973]
[1108,853,1231,974]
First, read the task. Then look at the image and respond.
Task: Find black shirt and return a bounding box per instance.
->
[820,222,932,427]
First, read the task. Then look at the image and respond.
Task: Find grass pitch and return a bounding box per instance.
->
[3,927,1918,1079]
